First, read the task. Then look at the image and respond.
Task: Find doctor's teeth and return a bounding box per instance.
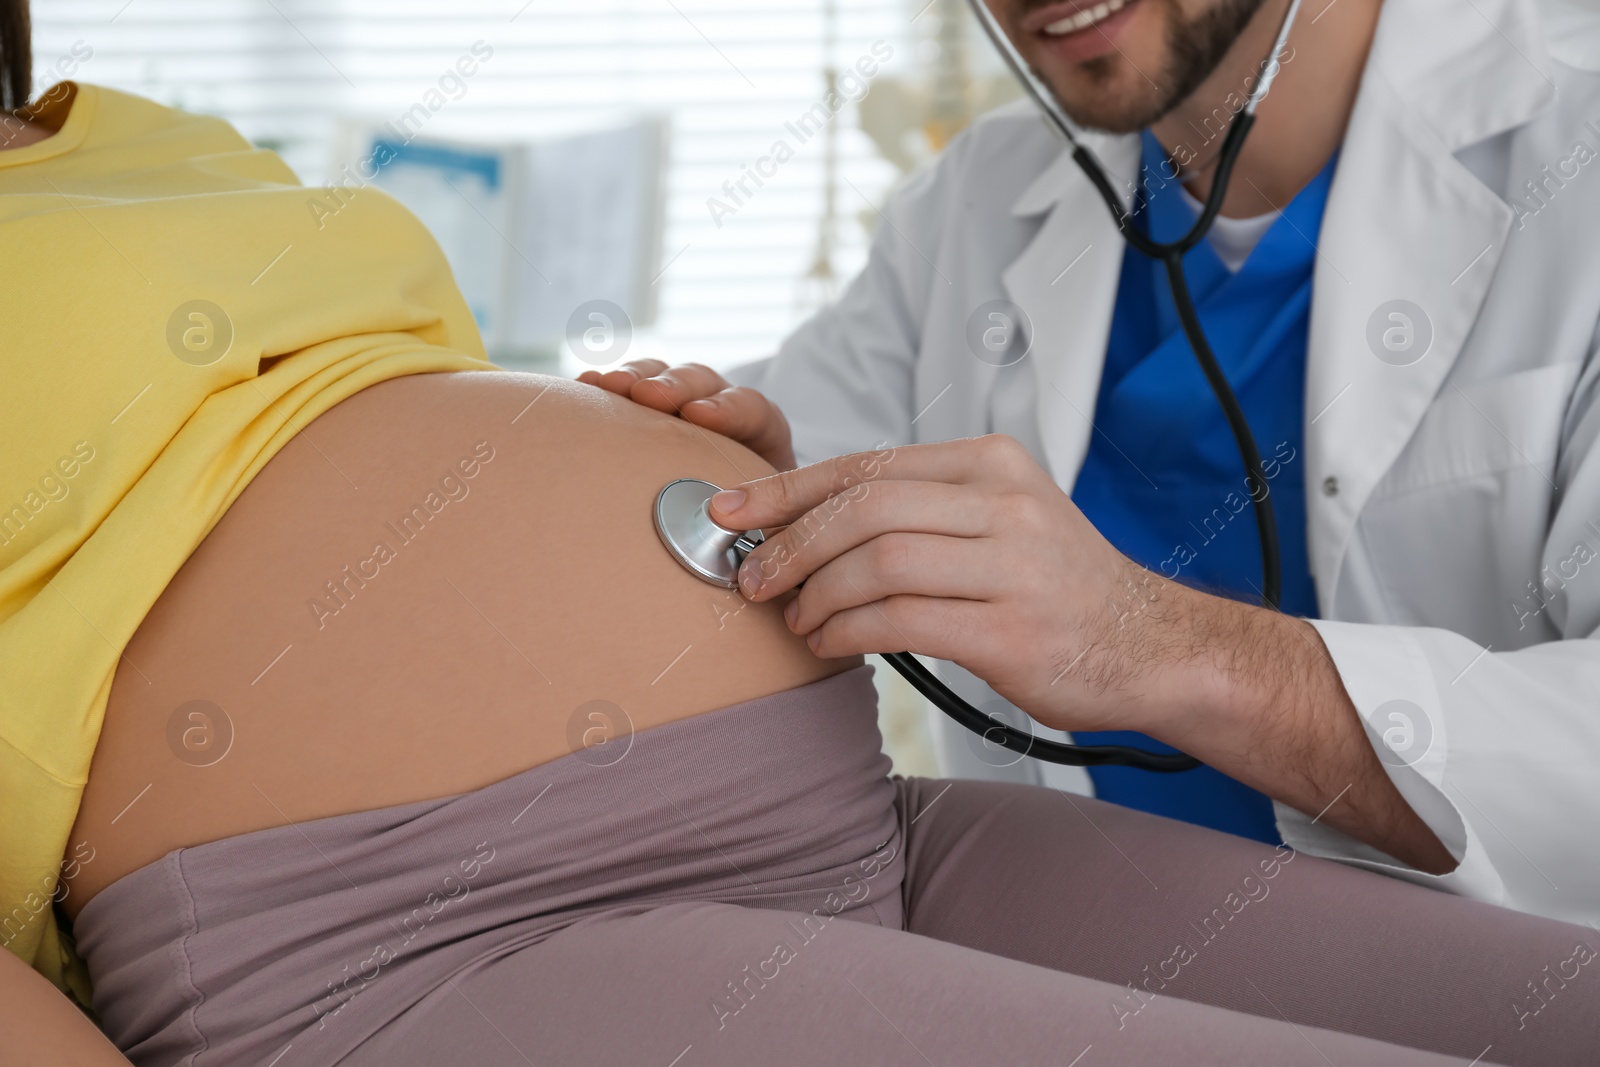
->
[1043,0,1129,35]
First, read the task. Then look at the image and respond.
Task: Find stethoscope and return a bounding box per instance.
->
[654,0,1304,774]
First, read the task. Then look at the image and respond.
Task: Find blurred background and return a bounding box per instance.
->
[32,0,1027,774]
[33,0,1020,370]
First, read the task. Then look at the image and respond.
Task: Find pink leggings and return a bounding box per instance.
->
[76,669,1597,1066]
[343,777,1596,1066]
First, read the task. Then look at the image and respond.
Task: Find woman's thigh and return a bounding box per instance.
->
[896,777,1599,1065]
[339,901,1463,1067]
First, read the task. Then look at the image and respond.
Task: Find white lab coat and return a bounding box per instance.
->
[731,0,1600,926]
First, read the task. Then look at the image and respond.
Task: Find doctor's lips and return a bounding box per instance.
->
[1019,0,1144,64]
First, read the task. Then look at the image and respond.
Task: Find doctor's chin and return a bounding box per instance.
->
[4,0,1600,1064]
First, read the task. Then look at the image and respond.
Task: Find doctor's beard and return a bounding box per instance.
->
[1015,0,1268,134]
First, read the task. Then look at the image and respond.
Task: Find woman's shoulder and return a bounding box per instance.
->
[21,81,300,188]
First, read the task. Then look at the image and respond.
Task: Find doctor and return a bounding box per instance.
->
[582,0,1600,925]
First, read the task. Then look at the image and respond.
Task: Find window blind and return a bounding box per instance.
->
[31,0,915,370]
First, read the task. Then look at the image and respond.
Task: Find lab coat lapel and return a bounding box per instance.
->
[1304,0,1555,608]
[1002,132,1138,485]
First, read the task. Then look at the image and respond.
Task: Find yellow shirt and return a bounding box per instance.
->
[0,82,491,1002]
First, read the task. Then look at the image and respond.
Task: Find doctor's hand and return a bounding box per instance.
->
[713,435,1457,875]
[577,361,796,470]
[709,434,1175,736]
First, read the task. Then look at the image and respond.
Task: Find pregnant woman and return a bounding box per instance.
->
[2,26,1597,1067]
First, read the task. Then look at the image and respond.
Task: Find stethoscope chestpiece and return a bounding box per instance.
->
[653,478,765,589]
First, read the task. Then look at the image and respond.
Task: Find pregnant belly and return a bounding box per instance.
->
[64,371,848,917]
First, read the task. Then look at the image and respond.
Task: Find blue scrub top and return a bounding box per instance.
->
[1066,133,1336,844]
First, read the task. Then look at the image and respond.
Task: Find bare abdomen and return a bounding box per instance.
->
[65,371,848,916]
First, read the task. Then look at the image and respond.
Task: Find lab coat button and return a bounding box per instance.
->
[1322,476,1340,497]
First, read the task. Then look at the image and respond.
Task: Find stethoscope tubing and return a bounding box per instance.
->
[884,651,1204,772]
[874,0,1308,772]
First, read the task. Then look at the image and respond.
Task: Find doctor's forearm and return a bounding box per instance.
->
[1142,587,1457,875]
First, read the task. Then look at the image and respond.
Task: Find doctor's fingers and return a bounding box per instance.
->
[802,592,991,665]
[736,480,990,600]
[628,362,734,415]
[577,359,668,397]
[784,532,1001,636]
[679,386,796,470]
[714,434,1045,531]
